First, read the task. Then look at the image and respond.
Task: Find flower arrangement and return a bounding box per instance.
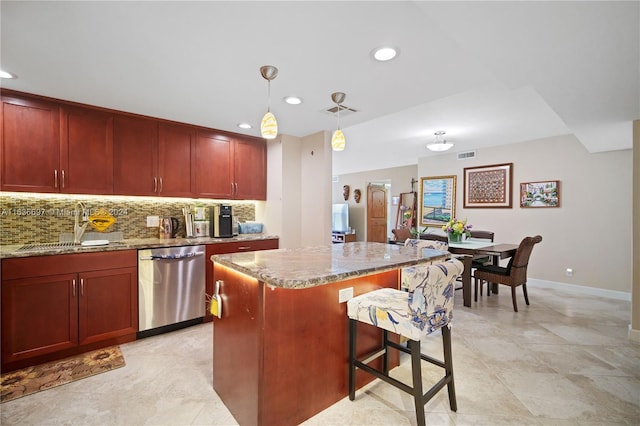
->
[442,218,472,241]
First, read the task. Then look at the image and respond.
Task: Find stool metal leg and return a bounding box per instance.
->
[442,326,457,411]
[382,329,389,375]
[348,319,357,401]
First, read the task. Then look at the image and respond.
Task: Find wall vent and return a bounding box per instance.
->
[457,150,477,160]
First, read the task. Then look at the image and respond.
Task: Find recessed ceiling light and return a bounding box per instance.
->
[0,69,17,79]
[372,47,398,62]
[237,123,252,129]
[283,96,303,105]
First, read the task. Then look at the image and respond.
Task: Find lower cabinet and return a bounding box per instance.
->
[1,250,138,372]
[204,238,279,322]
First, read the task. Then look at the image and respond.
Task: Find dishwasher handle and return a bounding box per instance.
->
[140,251,205,261]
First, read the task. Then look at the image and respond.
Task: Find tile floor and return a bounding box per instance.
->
[1,282,639,425]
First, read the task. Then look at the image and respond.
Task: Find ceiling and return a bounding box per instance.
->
[1,1,638,175]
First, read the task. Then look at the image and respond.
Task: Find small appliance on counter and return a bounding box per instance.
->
[159,217,179,239]
[182,207,194,237]
[193,204,210,237]
[211,204,233,238]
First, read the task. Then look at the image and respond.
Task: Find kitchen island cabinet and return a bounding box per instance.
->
[1,250,137,372]
[210,242,448,425]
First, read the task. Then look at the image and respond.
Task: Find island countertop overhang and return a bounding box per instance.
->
[211,241,449,289]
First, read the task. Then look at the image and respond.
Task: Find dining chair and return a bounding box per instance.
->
[419,232,449,243]
[347,258,464,426]
[468,230,495,268]
[391,228,413,244]
[473,235,542,311]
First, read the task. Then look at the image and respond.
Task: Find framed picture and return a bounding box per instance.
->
[463,163,513,208]
[520,180,560,208]
[419,175,456,227]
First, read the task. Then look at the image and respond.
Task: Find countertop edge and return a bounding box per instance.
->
[0,235,280,259]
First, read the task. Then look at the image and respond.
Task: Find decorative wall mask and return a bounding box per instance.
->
[354,189,361,204]
[343,185,350,201]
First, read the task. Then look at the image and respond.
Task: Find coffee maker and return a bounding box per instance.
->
[211,204,233,238]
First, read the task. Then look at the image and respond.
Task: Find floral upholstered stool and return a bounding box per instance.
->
[346,258,464,426]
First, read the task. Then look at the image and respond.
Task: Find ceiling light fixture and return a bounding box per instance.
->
[0,69,16,79]
[426,131,454,152]
[283,96,302,105]
[259,65,278,140]
[330,92,346,152]
[372,47,398,62]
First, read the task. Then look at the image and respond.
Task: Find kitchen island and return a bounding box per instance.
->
[211,242,449,426]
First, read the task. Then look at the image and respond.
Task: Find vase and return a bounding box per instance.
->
[448,233,462,243]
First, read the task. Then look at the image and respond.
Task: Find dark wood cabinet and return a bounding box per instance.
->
[1,94,60,192]
[157,123,196,197]
[60,106,114,194]
[204,238,279,321]
[195,132,266,200]
[1,250,138,372]
[113,115,158,196]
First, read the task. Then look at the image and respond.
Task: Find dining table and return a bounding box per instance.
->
[447,240,519,307]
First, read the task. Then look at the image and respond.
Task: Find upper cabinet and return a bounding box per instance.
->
[195,131,266,200]
[61,106,114,194]
[1,94,61,193]
[1,90,266,200]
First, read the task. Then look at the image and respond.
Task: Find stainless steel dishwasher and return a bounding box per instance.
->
[137,245,205,338]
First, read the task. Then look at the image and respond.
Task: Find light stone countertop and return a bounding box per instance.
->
[211,241,449,289]
[0,234,279,259]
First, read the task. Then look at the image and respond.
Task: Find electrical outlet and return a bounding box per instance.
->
[566,268,573,277]
[338,287,353,303]
[147,216,160,227]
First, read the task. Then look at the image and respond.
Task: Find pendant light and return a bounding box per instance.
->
[331,92,346,151]
[426,130,453,152]
[260,65,278,139]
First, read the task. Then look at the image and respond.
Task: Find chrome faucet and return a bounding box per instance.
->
[74,202,89,244]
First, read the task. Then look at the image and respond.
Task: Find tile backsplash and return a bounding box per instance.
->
[0,193,255,245]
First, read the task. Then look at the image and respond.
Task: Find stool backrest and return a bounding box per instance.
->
[404,238,449,252]
[401,258,464,335]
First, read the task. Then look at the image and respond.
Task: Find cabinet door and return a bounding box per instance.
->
[158,123,195,197]
[78,267,138,345]
[195,132,233,198]
[1,95,60,192]
[1,273,78,363]
[113,115,158,196]
[60,107,114,194]
[234,138,267,200]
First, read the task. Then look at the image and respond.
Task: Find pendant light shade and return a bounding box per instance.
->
[261,111,278,140]
[426,130,453,152]
[260,65,278,140]
[331,92,346,151]
[331,129,346,151]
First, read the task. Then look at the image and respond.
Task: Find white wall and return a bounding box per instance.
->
[418,134,632,293]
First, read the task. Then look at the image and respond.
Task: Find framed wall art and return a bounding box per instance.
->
[463,163,513,208]
[419,175,456,227]
[520,180,560,208]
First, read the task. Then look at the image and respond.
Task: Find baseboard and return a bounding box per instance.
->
[527,278,631,301]
[629,325,640,343]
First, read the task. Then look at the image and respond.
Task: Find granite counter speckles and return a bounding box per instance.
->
[0,235,279,259]
[211,242,448,289]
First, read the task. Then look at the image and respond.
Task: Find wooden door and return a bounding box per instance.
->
[195,131,233,198]
[78,267,138,346]
[367,184,388,242]
[158,123,195,197]
[1,94,60,192]
[113,115,158,196]
[234,137,267,200]
[61,106,114,194]
[1,273,78,364]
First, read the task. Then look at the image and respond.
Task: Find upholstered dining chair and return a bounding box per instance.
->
[347,258,464,426]
[473,235,543,312]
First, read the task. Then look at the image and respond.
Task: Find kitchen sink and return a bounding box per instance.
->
[18,242,78,251]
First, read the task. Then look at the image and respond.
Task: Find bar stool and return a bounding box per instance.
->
[347,258,464,426]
